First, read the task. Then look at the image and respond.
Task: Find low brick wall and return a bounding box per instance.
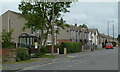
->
[57,39,71,45]
[0,49,9,56]
[1,48,16,63]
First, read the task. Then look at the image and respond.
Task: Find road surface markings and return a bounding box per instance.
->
[67,56,76,58]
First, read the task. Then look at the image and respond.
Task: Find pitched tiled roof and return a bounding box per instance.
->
[99,33,114,39]
[99,33,107,38]
[89,29,98,33]
[1,10,22,16]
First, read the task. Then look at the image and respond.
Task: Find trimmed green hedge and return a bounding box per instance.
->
[60,42,82,54]
[16,48,30,62]
[34,46,46,58]
[111,41,117,47]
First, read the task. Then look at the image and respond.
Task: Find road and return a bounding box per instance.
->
[21,47,118,70]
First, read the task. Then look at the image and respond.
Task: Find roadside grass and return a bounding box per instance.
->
[4,55,56,64]
[16,59,40,64]
[0,66,6,68]
[0,66,2,68]
[4,59,41,64]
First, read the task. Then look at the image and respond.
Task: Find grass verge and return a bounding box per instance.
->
[16,59,40,64]
[0,66,6,68]
[0,66,2,68]
[4,59,41,64]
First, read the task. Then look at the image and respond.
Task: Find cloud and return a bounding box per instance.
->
[78,0,119,2]
[0,0,21,2]
[0,2,20,15]
[63,2,118,37]
[0,2,118,37]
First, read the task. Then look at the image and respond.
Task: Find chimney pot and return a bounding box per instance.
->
[75,23,77,26]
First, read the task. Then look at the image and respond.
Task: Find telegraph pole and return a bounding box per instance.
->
[107,21,109,37]
[113,24,114,41]
[107,21,114,41]
[51,2,55,56]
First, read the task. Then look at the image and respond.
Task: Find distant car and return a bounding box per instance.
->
[106,43,113,49]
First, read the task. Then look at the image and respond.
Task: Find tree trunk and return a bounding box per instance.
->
[43,30,49,46]
[39,30,44,50]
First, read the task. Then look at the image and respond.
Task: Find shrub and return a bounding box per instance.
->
[2,42,16,48]
[110,41,117,47]
[35,46,46,58]
[73,42,82,52]
[60,42,82,54]
[16,48,30,62]
[1,29,14,48]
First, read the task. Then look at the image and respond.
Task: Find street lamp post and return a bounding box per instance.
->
[113,24,114,41]
[107,21,114,41]
[107,21,109,37]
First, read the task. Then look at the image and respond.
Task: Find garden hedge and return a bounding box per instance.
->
[60,42,82,54]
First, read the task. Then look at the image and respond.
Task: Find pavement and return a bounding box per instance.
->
[2,47,118,71]
[1,49,93,71]
[2,54,67,71]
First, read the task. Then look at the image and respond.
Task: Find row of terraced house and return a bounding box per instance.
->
[0,10,117,50]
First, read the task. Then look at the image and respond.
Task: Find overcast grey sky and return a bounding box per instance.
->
[63,2,118,37]
[0,2,118,37]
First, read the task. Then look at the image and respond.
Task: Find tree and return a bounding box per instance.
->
[79,24,88,28]
[1,29,14,48]
[118,34,120,43]
[105,39,108,44]
[18,1,71,49]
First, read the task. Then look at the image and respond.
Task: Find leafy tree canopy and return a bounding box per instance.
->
[1,29,14,48]
[18,1,72,47]
[118,34,120,43]
[79,24,88,28]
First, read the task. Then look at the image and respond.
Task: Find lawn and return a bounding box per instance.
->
[4,59,41,64]
[16,59,40,64]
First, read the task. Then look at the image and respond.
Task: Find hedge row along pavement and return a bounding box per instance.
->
[60,42,82,54]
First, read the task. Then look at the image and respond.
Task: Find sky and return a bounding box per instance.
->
[0,0,119,38]
[63,2,118,38]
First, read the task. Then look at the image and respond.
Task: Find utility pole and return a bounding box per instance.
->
[107,21,109,37]
[113,24,114,41]
[107,21,110,42]
[51,2,55,56]
[107,21,114,41]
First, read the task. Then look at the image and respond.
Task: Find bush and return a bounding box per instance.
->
[2,42,16,48]
[16,48,30,62]
[1,29,14,48]
[35,46,46,58]
[110,41,117,47]
[60,42,82,54]
[40,46,46,54]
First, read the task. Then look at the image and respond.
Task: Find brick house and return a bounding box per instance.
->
[1,10,116,48]
[1,10,32,44]
[56,24,89,45]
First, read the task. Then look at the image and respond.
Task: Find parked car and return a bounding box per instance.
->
[106,43,113,49]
